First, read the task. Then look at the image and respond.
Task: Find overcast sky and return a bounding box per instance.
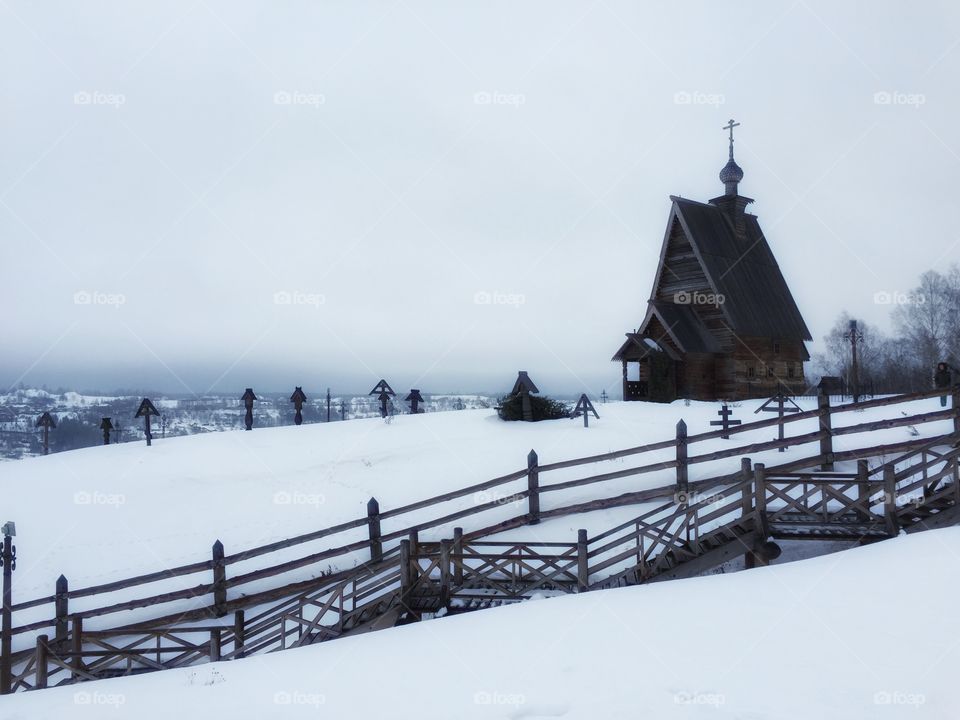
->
[1,1,958,396]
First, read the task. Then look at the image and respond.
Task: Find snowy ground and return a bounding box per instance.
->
[2,528,958,720]
[0,396,950,639]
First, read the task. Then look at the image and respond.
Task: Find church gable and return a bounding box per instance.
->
[641,208,732,351]
[649,211,720,305]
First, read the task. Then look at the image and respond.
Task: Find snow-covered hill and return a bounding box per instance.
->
[1,396,949,605]
[2,528,957,719]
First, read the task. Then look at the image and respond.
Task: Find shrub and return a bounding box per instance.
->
[496,393,569,421]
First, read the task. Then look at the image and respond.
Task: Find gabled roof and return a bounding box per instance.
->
[134,398,160,417]
[369,380,396,396]
[511,371,539,395]
[648,301,722,353]
[612,300,721,360]
[611,331,681,362]
[669,197,811,341]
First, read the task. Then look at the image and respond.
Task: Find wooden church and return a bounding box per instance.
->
[612,121,811,402]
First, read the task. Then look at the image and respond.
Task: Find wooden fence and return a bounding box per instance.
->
[4,386,959,691]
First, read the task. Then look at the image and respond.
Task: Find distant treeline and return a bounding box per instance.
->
[812,264,960,393]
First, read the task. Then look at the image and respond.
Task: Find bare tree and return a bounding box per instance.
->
[892,270,949,372]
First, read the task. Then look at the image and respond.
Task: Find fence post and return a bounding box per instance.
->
[209,628,221,662]
[953,386,960,438]
[754,463,769,539]
[367,497,382,563]
[35,634,48,689]
[818,388,834,471]
[70,616,83,682]
[439,540,451,608]
[54,574,68,647]
[676,420,688,492]
[212,540,226,618]
[883,464,899,537]
[740,458,753,520]
[234,610,245,660]
[527,450,540,525]
[857,459,870,521]
[577,529,589,592]
[453,527,463,585]
[1,531,14,695]
[745,463,768,569]
[399,539,412,609]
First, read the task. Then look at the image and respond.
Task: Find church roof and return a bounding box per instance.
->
[611,301,721,361]
[669,196,812,341]
[649,300,723,353]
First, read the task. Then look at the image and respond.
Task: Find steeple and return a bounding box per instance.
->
[718,119,743,196]
[709,119,753,236]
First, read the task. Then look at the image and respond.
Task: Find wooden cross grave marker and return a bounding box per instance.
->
[709,403,741,439]
[134,398,160,446]
[404,389,425,414]
[35,412,56,455]
[241,389,257,431]
[99,417,114,445]
[290,387,307,426]
[755,391,802,452]
[369,380,396,418]
[571,394,599,428]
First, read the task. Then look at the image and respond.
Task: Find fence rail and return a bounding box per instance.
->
[3,386,959,692]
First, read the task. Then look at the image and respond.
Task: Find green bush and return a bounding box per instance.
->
[496,393,570,421]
